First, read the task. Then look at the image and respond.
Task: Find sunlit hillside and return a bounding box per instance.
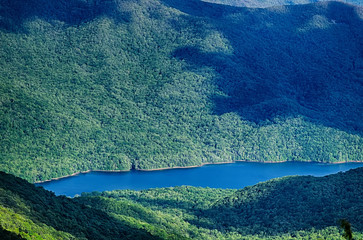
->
[0,0,362,182]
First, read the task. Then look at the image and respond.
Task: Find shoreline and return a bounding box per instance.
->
[35,169,130,184]
[138,161,236,172]
[34,160,362,184]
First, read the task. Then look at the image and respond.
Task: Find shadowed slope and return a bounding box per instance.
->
[0,0,130,32]
[0,0,362,182]
[0,171,160,239]
[207,167,363,235]
[80,167,363,239]
[168,0,363,133]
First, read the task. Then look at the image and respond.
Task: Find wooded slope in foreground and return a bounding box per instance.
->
[0,167,362,239]
[1,0,362,181]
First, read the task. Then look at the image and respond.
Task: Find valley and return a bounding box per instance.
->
[1,167,363,239]
[0,0,362,238]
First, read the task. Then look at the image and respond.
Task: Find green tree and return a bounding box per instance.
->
[340,219,353,240]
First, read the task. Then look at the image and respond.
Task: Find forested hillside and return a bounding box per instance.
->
[211,167,363,236]
[1,168,362,239]
[0,171,160,239]
[1,0,362,182]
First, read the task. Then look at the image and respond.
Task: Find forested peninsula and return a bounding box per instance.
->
[1,0,362,182]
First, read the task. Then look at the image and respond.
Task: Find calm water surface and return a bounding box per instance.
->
[37,162,363,197]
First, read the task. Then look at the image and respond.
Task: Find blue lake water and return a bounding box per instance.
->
[37,162,363,197]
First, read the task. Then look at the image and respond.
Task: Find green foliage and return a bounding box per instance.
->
[209,167,363,237]
[81,168,363,239]
[0,206,76,240]
[1,168,363,239]
[340,219,354,240]
[0,171,159,239]
[0,0,362,182]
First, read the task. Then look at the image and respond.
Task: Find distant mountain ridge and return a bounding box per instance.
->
[1,168,362,239]
[0,0,362,182]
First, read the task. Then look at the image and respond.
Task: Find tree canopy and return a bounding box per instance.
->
[0,0,362,182]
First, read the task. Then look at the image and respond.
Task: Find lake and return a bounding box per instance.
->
[37,162,363,197]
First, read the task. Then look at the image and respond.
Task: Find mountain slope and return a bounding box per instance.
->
[0,0,362,182]
[84,167,363,239]
[209,166,363,235]
[1,168,363,239]
[0,171,161,239]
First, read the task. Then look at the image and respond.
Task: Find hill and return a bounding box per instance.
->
[1,168,363,239]
[0,171,160,239]
[210,166,363,236]
[0,0,362,182]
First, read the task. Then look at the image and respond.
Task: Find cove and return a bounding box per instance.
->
[37,162,363,197]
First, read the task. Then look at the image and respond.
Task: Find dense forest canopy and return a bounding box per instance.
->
[0,0,362,182]
[1,168,362,239]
